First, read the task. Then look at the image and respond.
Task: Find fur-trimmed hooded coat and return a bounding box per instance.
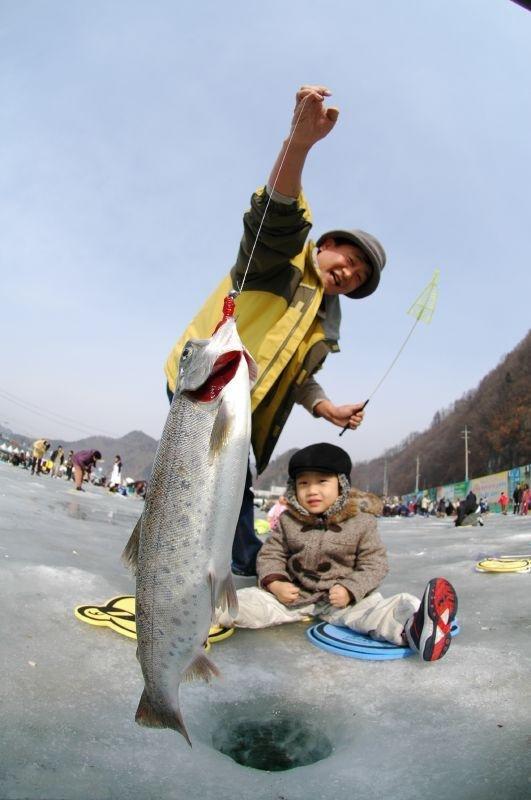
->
[257,488,388,608]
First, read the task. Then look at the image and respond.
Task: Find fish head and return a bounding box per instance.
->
[179,318,257,402]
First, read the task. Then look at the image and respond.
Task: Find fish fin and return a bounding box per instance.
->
[243,347,258,385]
[182,653,220,684]
[135,689,192,746]
[209,399,233,458]
[215,572,239,619]
[121,515,142,573]
[208,571,217,611]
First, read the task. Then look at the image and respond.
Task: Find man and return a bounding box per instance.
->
[72,449,101,491]
[31,439,50,475]
[165,85,387,575]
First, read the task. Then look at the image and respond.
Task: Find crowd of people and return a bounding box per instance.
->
[381,494,486,520]
[2,434,527,521]
[380,488,529,523]
[0,437,147,499]
[264,485,528,533]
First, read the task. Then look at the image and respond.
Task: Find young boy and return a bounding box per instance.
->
[217,443,458,662]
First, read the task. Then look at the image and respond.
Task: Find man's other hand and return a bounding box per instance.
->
[314,399,365,430]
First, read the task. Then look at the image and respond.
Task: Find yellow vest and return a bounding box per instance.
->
[164,189,339,473]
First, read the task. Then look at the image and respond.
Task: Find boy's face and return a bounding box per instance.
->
[317,238,372,296]
[295,470,340,514]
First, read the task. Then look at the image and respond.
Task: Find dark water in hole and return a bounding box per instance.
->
[212,714,332,771]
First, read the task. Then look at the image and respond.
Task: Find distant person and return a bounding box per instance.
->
[30,439,50,475]
[65,450,74,481]
[497,491,509,515]
[133,480,147,499]
[50,446,64,478]
[512,485,522,515]
[267,496,287,532]
[11,451,22,467]
[215,443,458,662]
[455,491,483,527]
[520,484,529,516]
[108,455,123,492]
[72,449,101,491]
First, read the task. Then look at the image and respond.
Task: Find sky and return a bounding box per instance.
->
[1,0,530,466]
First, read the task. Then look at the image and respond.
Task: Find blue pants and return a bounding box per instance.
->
[231,463,263,574]
[166,383,262,574]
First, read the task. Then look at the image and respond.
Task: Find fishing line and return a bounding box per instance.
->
[338,318,419,436]
[339,269,440,436]
[236,94,310,296]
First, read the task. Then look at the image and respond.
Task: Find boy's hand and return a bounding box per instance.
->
[329,584,351,608]
[290,85,339,148]
[314,400,365,430]
[269,580,301,605]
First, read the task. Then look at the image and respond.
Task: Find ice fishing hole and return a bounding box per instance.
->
[211,703,333,771]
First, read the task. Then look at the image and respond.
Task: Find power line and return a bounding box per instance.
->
[0,387,120,439]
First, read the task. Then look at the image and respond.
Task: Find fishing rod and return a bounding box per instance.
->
[339,269,440,436]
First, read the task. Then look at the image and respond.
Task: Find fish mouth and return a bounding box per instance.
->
[186,351,242,402]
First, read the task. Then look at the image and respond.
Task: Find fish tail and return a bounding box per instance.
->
[135,689,192,746]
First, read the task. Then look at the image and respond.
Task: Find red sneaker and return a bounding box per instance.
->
[405,578,458,661]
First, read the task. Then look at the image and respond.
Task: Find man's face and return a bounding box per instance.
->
[295,470,340,514]
[316,238,372,296]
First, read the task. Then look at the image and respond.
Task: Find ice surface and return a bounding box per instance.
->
[1,461,530,800]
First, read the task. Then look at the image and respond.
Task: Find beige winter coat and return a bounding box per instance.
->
[257,489,388,607]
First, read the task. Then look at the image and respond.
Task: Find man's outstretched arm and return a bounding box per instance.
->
[267,85,339,199]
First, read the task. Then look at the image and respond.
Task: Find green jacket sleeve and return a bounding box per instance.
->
[231,186,313,289]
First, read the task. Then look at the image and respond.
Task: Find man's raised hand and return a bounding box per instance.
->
[290,85,339,147]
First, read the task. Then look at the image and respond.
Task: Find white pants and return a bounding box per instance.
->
[216,587,420,646]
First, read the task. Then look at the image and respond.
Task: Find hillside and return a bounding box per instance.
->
[256,330,531,496]
[4,331,529,493]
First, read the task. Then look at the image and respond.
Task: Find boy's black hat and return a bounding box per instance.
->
[288,443,352,481]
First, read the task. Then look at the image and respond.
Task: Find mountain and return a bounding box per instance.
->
[4,331,529,493]
[256,330,531,496]
[1,428,158,481]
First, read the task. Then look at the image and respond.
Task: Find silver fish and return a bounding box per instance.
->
[123,308,256,744]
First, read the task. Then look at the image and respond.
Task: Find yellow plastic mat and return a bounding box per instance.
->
[475,558,531,574]
[74,595,235,645]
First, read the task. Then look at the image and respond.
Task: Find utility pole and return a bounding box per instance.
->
[461,425,471,481]
[415,455,420,494]
[383,459,388,497]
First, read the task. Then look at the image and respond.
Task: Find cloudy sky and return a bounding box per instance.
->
[1,0,529,465]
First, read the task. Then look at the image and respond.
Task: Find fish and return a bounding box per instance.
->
[122,298,256,744]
